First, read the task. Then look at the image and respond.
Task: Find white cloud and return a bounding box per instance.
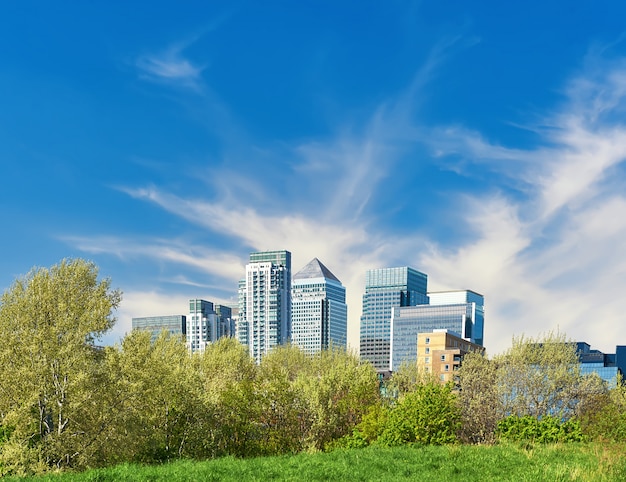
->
[81,47,626,358]
[61,234,244,282]
[135,40,206,91]
[422,57,626,354]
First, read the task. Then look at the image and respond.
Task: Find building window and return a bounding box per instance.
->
[425,347,430,354]
[425,357,430,364]
[440,355,446,361]
[425,337,430,344]
[444,364,449,372]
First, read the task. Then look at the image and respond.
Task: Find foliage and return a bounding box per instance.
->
[580,376,626,442]
[457,351,499,444]
[102,330,202,464]
[494,331,584,420]
[195,337,260,458]
[384,361,439,399]
[0,259,121,474]
[354,403,389,444]
[496,415,585,444]
[256,344,380,454]
[299,346,380,450]
[377,381,460,446]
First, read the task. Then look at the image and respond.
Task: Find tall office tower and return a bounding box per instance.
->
[389,290,485,371]
[187,299,221,353]
[291,258,348,355]
[131,314,186,343]
[359,267,429,371]
[237,250,291,363]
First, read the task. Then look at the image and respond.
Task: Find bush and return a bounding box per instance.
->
[580,380,626,442]
[377,382,460,446]
[496,415,584,443]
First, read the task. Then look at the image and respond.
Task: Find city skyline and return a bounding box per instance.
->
[2,2,626,356]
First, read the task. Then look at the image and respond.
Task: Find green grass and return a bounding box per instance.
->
[7,443,626,481]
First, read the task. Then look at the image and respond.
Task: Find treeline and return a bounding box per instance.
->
[1,260,626,476]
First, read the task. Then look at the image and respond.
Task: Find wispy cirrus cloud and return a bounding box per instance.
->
[74,39,626,355]
[421,55,626,353]
[61,234,244,282]
[133,14,231,92]
[136,45,205,91]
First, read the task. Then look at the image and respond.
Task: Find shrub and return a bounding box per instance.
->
[496,415,584,443]
[377,382,460,446]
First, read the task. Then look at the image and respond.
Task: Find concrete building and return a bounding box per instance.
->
[416,329,485,385]
[237,250,291,363]
[291,258,347,355]
[186,299,234,353]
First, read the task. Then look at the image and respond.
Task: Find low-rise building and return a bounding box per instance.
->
[416,329,485,384]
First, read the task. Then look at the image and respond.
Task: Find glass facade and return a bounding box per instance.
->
[577,342,626,387]
[359,267,429,371]
[131,314,186,343]
[291,258,347,355]
[389,290,485,372]
[237,250,291,363]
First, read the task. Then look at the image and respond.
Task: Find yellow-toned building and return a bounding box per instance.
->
[416,329,485,384]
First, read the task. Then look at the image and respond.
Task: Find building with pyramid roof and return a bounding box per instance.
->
[291,258,347,354]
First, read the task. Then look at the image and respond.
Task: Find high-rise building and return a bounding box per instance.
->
[237,250,291,363]
[359,267,429,371]
[389,290,485,371]
[187,299,233,353]
[291,258,347,355]
[131,314,186,342]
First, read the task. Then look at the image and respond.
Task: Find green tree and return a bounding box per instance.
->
[495,331,591,420]
[0,259,121,473]
[195,337,259,458]
[385,361,439,399]
[102,330,200,464]
[457,351,499,444]
[254,345,380,454]
[299,346,380,450]
[580,375,626,442]
[256,345,310,455]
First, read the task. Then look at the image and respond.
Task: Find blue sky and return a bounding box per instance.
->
[2,1,626,355]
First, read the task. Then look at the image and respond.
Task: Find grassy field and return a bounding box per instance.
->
[7,443,626,481]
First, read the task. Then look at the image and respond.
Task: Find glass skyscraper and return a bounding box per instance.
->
[389,290,485,371]
[237,250,291,363]
[359,267,429,371]
[291,258,347,355]
[131,314,186,343]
